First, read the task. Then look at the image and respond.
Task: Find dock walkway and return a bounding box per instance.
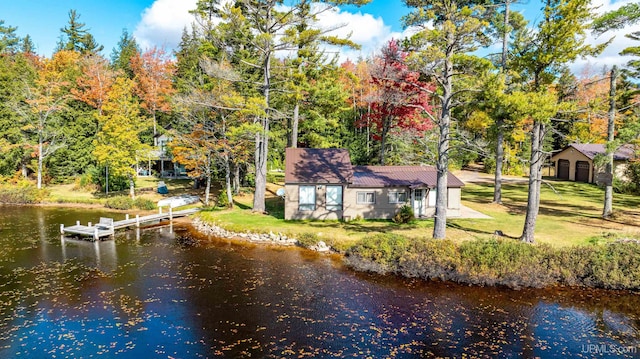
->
[60,208,199,240]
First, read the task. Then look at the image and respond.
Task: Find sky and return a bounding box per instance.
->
[0,0,637,75]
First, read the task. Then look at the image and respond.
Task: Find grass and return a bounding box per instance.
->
[199,174,640,249]
[45,177,197,206]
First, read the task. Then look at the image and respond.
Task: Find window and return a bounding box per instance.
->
[357,191,375,204]
[299,186,316,211]
[388,191,407,204]
[326,186,343,211]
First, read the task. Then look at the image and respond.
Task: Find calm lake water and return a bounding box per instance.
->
[0,206,639,358]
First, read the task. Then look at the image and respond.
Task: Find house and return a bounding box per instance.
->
[550,143,635,183]
[135,131,187,178]
[284,148,465,220]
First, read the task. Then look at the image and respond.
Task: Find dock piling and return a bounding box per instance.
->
[88,222,92,227]
[169,207,173,221]
[126,214,129,221]
[136,215,140,228]
[94,227,99,241]
[76,221,80,226]
[60,224,64,234]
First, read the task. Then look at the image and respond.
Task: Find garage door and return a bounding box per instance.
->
[575,161,590,182]
[557,159,570,180]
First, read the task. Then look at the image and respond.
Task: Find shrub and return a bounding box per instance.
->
[133,197,156,210]
[392,205,415,224]
[297,232,319,249]
[344,235,640,290]
[217,191,230,208]
[105,196,134,210]
[0,180,47,204]
[345,233,408,274]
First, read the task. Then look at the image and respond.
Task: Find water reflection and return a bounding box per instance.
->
[60,237,118,272]
[0,206,639,358]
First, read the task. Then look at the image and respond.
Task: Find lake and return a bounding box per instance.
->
[0,206,639,358]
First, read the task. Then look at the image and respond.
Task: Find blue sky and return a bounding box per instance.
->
[0,0,634,72]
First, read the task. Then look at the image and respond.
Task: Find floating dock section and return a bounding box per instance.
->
[60,207,199,240]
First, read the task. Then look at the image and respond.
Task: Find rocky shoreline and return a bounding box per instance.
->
[191,217,333,252]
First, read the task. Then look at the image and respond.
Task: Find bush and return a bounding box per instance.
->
[0,181,47,204]
[133,197,156,210]
[217,191,230,208]
[105,196,134,210]
[345,233,408,274]
[392,205,415,224]
[345,235,640,290]
[297,232,319,249]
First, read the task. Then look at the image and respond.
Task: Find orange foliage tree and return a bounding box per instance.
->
[131,47,176,138]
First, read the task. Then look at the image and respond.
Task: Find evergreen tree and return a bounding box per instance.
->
[0,20,20,54]
[111,29,140,78]
[404,0,492,239]
[510,0,605,242]
[58,10,104,54]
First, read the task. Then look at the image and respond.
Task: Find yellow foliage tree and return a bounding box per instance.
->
[93,76,150,198]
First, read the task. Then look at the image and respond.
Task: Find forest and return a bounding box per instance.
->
[1,0,640,242]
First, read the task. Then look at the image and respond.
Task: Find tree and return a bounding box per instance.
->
[215,0,370,213]
[510,0,604,242]
[57,10,104,54]
[360,40,434,165]
[131,47,175,139]
[0,20,20,54]
[94,76,150,198]
[404,0,492,239]
[72,55,117,116]
[0,53,37,177]
[111,29,140,79]
[18,52,80,188]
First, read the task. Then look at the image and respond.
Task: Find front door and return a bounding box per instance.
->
[413,189,424,217]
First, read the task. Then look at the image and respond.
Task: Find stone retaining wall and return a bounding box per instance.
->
[192,218,299,246]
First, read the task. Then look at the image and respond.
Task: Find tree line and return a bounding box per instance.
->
[0,0,639,243]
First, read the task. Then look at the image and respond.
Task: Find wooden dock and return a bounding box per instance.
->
[60,207,199,240]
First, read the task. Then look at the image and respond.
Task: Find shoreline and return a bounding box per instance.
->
[7,201,640,291]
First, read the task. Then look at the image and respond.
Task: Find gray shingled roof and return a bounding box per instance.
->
[351,165,465,188]
[285,148,465,188]
[566,144,635,161]
[285,148,353,184]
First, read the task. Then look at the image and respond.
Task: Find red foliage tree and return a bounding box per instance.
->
[359,40,435,165]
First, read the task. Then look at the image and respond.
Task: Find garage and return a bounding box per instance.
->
[575,161,590,182]
[557,159,570,180]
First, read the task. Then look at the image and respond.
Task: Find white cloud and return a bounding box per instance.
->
[133,0,408,62]
[314,6,418,63]
[571,0,640,74]
[134,0,198,51]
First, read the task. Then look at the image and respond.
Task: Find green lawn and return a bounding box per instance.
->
[199,177,640,249]
[46,177,196,204]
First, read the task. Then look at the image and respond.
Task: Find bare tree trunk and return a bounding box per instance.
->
[37,138,43,189]
[603,66,617,218]
[379,117,390,165]
[253,32,272,213]
[233,164,240,195]
[494,0,510,204]
[128,174,135,199]
[493,118,504,204]
[204,172,211,206]
[433,47,453,240]
[521,121,544,243]
[225,154,233,208]
[290,101,299,148]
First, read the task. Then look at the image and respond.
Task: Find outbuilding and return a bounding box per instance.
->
[550,143,634,183]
